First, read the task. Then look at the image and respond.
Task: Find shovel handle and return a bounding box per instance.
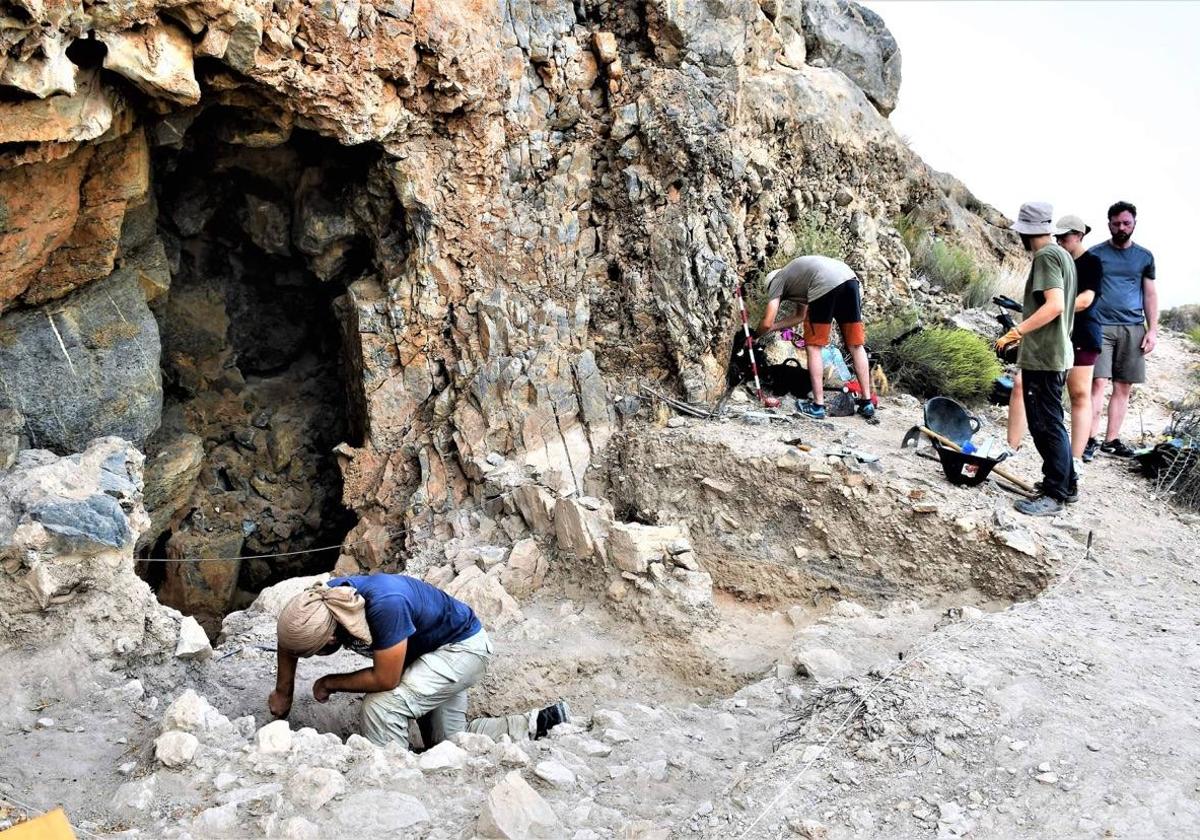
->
[916,426,1037,493]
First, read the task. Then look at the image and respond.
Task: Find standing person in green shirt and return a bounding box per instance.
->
[996,202,1078,516]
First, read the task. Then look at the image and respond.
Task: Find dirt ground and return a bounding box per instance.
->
[1,332,1198,839]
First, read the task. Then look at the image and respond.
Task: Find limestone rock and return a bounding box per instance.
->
[801,0,902,115]
[417,740,468,772]
[0,71,117,145]
[255,720,293,754]
[554,496,613,560]
[444,565,523,628]
[0,32,75,98]
[111,775,157,817]
[161,689,230,735]
[155,730,200,767]
[175,616,213,660]
[513,484,556,534]
[138,434,204,551]
[793,647,854,681]
[534,759,576,789]
[331,791,430,832]
[288,766,346,810]
[99,23,200,105]
[500,538,548,597]
[607,523,687,574]
[477,771,561,839]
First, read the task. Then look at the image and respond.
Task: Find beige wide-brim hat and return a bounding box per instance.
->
[1011,201,1055,235]
[1053,214,1091,236]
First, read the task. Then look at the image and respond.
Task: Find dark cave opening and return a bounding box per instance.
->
[135,109,386,633]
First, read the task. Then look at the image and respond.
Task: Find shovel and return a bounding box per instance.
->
[902,425,1036,494]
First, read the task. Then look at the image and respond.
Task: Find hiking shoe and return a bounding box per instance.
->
[534,701,571,739]
[1081,437,1099,463]
[796,400,826,419]
[1100,438,1135,458]
[1033,481,1079,504]
[1015,495,1066,517]
[855,399,876,421]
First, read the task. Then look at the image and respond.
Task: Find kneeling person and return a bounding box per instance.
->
[757,254,875,419]
[269,574,567,748]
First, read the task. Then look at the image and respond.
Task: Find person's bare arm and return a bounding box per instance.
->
[758,298,806,334]
[1141,277,1158,354]
[1074,290,1095,312]
[312,640,408,702]
[269,649,298,718]
[1016,287,1064,334]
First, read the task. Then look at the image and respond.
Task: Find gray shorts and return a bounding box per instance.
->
[1093,323,1147,383]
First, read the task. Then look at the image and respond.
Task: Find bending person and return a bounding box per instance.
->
[269,574,568,748]
[757,254,875,420]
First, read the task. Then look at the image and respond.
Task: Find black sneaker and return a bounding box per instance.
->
[534,701,571,739]
[1082,438,1099,463]
[1100,438,1135,458]
[1015,495,1065,517]
[1033,481,1079,504]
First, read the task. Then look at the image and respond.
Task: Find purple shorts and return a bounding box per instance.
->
[1073,347,1100,368]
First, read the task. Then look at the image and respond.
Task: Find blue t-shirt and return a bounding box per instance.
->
[328,574,481,664]
[1088,241,1155,326]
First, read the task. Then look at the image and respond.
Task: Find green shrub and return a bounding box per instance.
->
[1163,304,1200,333]
[1187,325,1200,347]
[895,212,997,309]
[869,322,1001,403]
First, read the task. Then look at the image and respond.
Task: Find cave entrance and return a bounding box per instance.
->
[136,106,385,634]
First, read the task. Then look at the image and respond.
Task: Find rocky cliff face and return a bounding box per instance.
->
[0,0,1017,614]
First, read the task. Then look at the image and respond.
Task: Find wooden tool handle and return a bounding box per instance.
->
[917,426,1036,493]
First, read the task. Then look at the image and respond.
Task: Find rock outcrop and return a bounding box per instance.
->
[0,0,1021,586]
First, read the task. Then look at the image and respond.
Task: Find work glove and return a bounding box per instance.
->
[995,327,1023,351]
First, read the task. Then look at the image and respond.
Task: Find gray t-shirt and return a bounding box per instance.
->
[766,255,855,305]
[1087,241,1155,326]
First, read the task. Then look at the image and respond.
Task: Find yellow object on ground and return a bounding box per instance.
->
[0,808,76,840]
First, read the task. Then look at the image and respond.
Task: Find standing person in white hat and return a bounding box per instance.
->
[1005,213,1102,475]
[996,202,1078,516]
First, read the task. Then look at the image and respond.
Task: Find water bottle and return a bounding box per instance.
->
[820,346,852,383]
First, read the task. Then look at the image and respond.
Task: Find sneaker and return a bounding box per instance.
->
[1081,437,1099,463]
[1015,495,1066,517]
[796,400,827,419]
[1033,481,1079,504]
[534,701,571,739]
[855,399,876,421]
[1100,438,1135,458]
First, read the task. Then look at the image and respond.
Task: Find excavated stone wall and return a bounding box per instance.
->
[0,0,1024,593]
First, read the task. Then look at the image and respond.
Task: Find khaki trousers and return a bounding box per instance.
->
[359,629,531,748]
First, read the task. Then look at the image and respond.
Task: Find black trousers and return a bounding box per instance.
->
[1022,369,1076,500]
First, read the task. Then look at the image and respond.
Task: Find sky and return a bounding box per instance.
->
[862,0,1200,310]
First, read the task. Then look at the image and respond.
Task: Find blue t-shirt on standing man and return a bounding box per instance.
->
[328,574,481,664]
[1088,241,1156,326]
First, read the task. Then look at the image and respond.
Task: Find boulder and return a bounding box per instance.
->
[288,766,346,810]
[500,538,547,597]
[534,759,576,789]
[155,730,200,767]
[477,771,561,839]
[99,23,200,105]
[255,720,293,754]
[513,483,556,533]
[175,616,214,660]
[417,740,468,772]
[331,791,429,833]
[138,434,204,551]
[793,647,855,681]
[607,523,688,575]
[161,689,231,735]
[801,0,902,115]
[0,32,76,98]
[0,260,160,459]
[553,496,613,560]
[444,566,523,629]
[0,71,117,145]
